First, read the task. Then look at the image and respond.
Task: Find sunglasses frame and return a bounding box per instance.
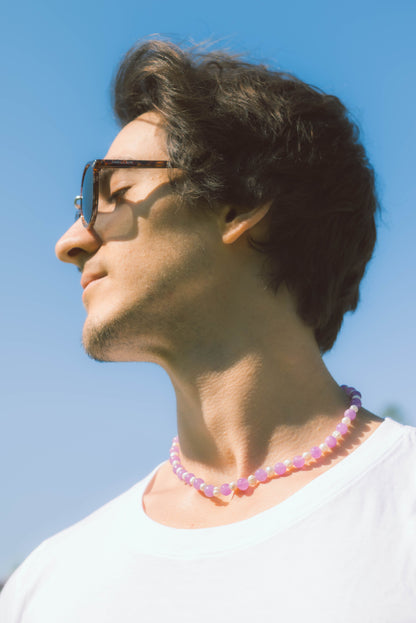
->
[74,159,171,229]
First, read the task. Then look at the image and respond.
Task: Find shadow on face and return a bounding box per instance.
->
[93,180,179,242]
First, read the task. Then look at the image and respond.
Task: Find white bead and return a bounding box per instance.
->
[172,460,180,468]
[248,475,257,486]
[319,443,329,452]
[230,481,237,491]
[181,471,189,480]
[266,466,274,477]
[213,487,220,496]
[350,405,359,412]
[302,451,311,461]
[189,477,195,485]
[342,416,351,426]
[284,459,293,468]
[199,483,206,492]
[333,431,341,439]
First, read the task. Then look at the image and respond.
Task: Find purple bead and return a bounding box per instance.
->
[274,462,286,476]
[310,446,322,459]
[254,468,268,482]
[220,483,232,496]
[293,455,305,469]
[193,477,204,490]
[325,435,337,449]
[351,398,362,408]
[183,472,194,484]
[237,478,249,491]
[204,485,215,497]
[336,422,348,435]
[344,408,357,421]
[351,390,362,398]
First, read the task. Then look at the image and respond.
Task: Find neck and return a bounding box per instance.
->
[163,316,349,484]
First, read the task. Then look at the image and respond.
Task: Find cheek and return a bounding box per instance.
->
[94,205,138,239]
[110,230,217,307]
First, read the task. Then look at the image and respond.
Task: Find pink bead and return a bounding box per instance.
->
[176,468,185,478]
[325,435,337,448]
[204,485,214,497]
[336,422,348,435]
[255,468,268,482]
[193,478,204,490]
[344,408,357,421]
[220,483,232,496]
[183,472,194,484]
[274,462,286,476]
[310,446,322,459]
[237,478,249,491]
[293,455,305,469]
[173,464,183,474]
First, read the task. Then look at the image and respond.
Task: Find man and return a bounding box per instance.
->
[1,39,415,621]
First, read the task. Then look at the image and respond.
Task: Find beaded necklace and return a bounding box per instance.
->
[169,385,361,498]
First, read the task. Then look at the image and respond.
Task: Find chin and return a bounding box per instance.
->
[82,308,130,361]
[82,309,162,364]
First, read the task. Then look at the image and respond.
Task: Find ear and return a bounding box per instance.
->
[222,202,271,245]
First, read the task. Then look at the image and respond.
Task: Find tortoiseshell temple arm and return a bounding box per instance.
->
[93,159,171,170]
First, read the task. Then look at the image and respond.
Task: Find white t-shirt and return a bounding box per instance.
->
[1,417,415,623]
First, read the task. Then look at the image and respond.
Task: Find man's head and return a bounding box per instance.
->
[55,110,271,363]
[56,39,378,359]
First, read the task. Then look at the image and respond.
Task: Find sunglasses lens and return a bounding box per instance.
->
[81,164,94,225]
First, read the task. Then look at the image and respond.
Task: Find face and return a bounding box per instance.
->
[55,112,224,364]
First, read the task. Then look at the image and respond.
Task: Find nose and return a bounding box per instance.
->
[55,218,102,265]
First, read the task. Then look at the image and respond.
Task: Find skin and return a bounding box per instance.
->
[56,112,383,528]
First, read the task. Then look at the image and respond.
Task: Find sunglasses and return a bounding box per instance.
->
[74,159,171,228]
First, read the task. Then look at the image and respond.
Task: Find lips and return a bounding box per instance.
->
[81,273,106,290]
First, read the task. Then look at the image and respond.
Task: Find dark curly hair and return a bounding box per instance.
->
[112,39,379,353]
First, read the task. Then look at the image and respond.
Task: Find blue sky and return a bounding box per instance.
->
[1,0,415,580]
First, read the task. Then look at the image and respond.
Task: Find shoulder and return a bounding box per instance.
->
[0,466,159,616]
[348,417,416,511]
[381,417,416,458]
[355,416,416,480]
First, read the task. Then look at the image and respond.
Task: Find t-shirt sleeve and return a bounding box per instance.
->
[0,540,50,622]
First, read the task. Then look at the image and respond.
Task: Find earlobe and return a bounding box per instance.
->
[222,203,271,244]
